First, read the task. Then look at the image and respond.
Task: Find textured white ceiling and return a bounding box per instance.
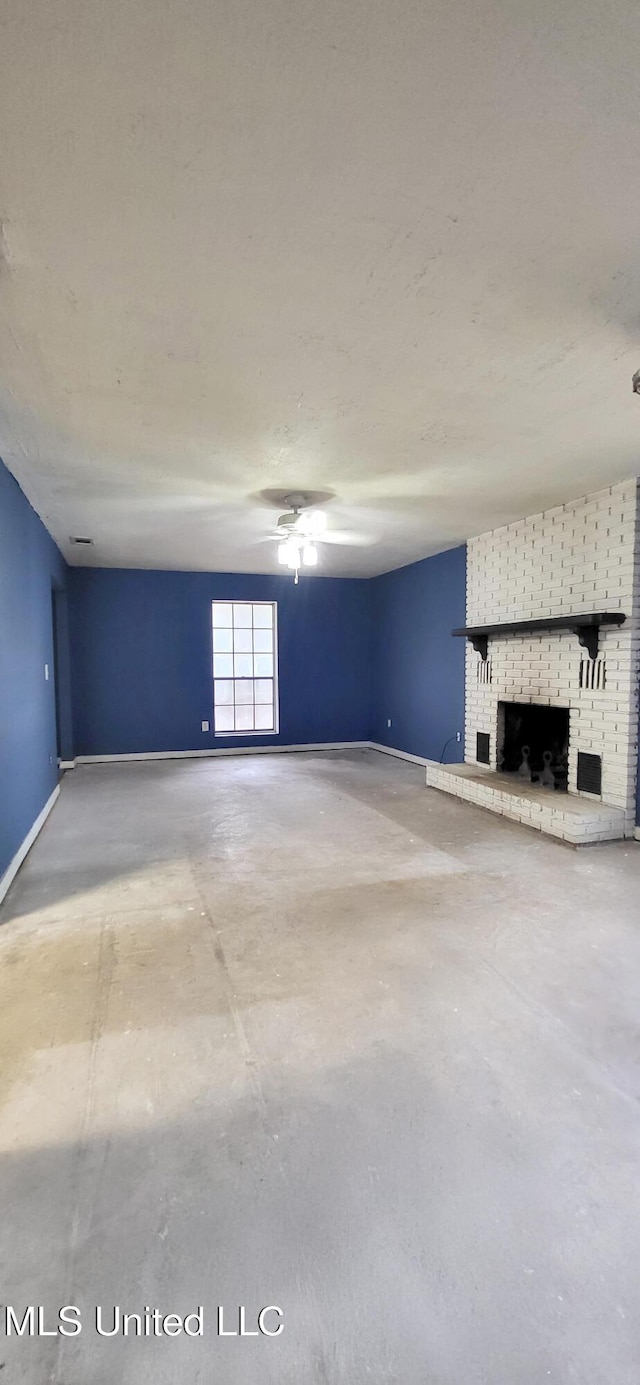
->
[1,0,640,576]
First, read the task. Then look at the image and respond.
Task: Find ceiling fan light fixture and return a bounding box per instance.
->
[270,495,327,580]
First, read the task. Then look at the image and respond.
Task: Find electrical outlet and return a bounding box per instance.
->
[201,721,210,732]
[387,718,392,728]
[44,663,49,681]
[456,731,461,742]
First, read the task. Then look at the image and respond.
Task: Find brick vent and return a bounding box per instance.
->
[576,751,602,795]
[476,732,490,764]
[476,658,492,684]
[579,657,606,691]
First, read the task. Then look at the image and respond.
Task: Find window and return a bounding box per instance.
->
[212,602,278,735]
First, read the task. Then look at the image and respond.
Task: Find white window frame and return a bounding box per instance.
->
[211,601,279,736]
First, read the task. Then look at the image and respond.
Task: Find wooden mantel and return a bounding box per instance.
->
[452,611,626,662]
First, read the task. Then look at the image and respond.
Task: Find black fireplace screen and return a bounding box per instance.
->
[498,702,569,791]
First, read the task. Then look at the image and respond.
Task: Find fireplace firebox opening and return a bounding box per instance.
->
[497,702,569,791]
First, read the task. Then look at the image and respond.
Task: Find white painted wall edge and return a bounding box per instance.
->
[0,784,61,907]
[76,741,370,764]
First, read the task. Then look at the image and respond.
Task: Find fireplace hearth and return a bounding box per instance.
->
[497,702,569,791]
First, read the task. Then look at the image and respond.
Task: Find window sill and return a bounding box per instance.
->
[214,730,279,738]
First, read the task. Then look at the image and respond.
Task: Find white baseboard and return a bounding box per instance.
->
[75,741,461,770]
[0,784,61,907]
[76,740,370,765]
[634,826,640,843]
[368,741,456,770]
[59,759,76,770]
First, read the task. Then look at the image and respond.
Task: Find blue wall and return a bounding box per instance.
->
[70,568,373,755]
[69,550,468,762]
[0,459,71,880]
[370,545,466,763]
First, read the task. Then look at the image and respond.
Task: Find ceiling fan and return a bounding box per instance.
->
[272,494,325,581]
[264,491,375,581]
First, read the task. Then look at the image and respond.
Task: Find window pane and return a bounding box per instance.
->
[234,653,253,677]
[233,603,252,628]
[212,602,232,628]
[254,652,273,677]
[214,679,233,705]
[253,604,273,628]
[235,679,254,705]
[213,652,234,678]
[253,628,272,653]
[255,678,273,703]
[213,627,233,653]
[212,601,277,734]
[255,704,274,730]
[215,705,234,732]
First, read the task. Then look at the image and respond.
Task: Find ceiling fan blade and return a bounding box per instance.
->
[320,529,376,547]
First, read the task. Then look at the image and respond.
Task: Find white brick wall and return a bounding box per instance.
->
[464,480,640,832]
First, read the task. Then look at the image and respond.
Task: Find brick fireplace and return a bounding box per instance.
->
[426,480,640,843]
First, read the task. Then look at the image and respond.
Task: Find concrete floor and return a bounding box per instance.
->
[1,750,639,1384]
